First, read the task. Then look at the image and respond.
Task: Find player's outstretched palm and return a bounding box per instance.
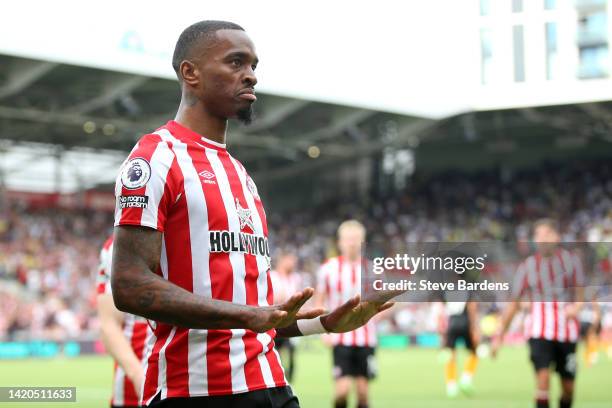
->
[321,294,394,333]
[249,287,325,333]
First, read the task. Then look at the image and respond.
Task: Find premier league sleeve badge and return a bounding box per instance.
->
[121,157,152,189]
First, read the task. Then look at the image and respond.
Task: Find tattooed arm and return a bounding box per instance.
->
[111,225,322,331]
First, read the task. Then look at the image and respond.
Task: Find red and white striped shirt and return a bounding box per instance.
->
[96,235,150,407]
[317,256,377,347]
[513,248,584,343]
[114,121,285,404]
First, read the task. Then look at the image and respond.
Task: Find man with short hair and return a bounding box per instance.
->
[492,219,584,408]
[315,220,377,408]
[111,21,395,408]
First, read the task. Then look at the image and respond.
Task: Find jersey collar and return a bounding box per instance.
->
[165,120,227,151]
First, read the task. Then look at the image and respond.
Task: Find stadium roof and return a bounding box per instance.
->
[2,1,612,194]
[2,52,612,194]
[0,54,433,192]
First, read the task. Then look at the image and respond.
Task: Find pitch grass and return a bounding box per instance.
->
[0,341,610,408]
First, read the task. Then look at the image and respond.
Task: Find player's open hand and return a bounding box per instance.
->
[320,294,394,333]
[363,282,407,304]
[248,288,325,333]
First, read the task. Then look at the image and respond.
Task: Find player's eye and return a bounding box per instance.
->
[231,59,242,68]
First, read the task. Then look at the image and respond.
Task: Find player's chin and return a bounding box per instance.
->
[235,103,254,125]
[235,98,255,110]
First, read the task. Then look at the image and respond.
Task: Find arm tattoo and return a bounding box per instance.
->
[138,291,156,308]
[111,225,253,329]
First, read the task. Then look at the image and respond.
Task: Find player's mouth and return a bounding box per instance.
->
[237,88,256,102]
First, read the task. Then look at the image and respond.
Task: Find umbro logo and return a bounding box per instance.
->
[199,170,216,184]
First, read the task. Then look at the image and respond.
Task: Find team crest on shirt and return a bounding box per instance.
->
[246,176,260,200]
[236,198,255,231]
[121,158,151,190]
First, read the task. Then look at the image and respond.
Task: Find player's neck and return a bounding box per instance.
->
[175,99,227,145]
[342,254,360,263]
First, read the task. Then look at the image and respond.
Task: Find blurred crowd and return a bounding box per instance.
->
[269,159,612,268]
[0,203,112,341]
[1,159,611,341]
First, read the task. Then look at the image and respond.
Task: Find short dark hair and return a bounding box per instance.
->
[172,20,245,76]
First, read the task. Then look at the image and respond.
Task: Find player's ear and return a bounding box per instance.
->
[180,60,200,88]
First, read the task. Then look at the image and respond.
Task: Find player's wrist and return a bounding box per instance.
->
[319,315,334,333]
[298,316,329,335]
[244,305,263,331]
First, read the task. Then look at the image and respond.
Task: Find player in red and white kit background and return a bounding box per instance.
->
[270,249,303,382]
[315,220,377,408]
[96,235,151,407]
[492,219,584,408]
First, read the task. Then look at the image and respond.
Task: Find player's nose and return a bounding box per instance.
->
[243,66,257,87]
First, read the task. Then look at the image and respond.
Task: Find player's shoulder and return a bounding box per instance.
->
[123,130,178,176]
[133,131,164,148]
[323,256,340,265]
[129,130,174,156]
[520,252,538,267]
[228,155,251,177]
[320,256,340,270]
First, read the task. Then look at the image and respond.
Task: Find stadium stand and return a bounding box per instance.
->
[2,158,610,342]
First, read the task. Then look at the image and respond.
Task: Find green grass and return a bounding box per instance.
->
[0,341,610,407]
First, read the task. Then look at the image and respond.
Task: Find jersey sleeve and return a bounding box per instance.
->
[114,134,179,232]
[96,246,112,295]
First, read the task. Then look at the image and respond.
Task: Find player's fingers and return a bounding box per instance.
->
[365,288,404,304]
[282,288,314,312]
[293,287,314,309]
[295,308,326,320]
[280,291,306,312]
[335,294,360,315]
[376,302,395,313]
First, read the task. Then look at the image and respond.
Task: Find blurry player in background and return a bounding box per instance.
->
[96,235,149,408]
[270,249,303,382]
[315,220,377,408]
[579,297,602,366]
[440,300,479,398]
[492,219,584,408]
